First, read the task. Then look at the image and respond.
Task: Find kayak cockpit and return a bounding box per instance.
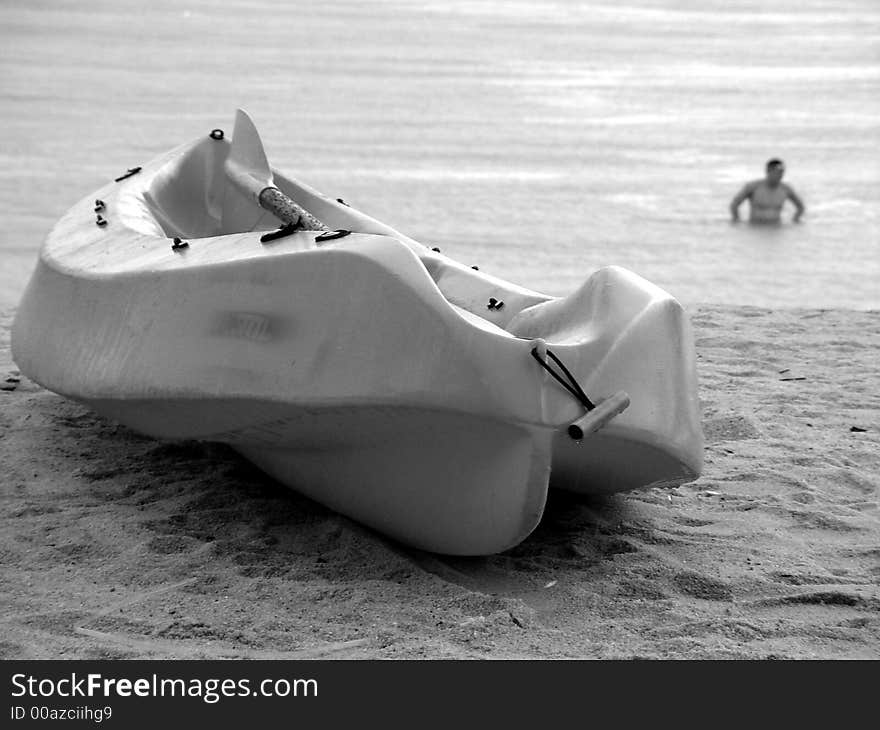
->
[116,134,550,331]
[134,135,407,243]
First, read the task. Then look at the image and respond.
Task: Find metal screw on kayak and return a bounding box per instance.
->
[210,129,224,140]
[95,215,107,227]
[171,237,189,251]
[94,199,105,212]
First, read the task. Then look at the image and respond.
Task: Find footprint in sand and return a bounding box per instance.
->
[760,591,879,610]
[146,534,202,555]
[768,571,848,586]
[703,415,762,443]
[672,571,733,601]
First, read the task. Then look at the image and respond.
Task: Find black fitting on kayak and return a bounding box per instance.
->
[95,214,107,227]
[114,166,142,182]
[315,229,351,243]
[260,219,301,243]
[471,265,479,270]
[336,198,349,206]
[487,298,504,310]
[171,237,189,251]
[530,347,596,412]
[431,247,441,253]
[209,129,225,140]
[94,199,105,212]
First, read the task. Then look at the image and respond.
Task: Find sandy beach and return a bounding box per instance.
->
[2,304,877,659]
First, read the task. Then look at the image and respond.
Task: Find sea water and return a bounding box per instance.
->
[1,0,877,311]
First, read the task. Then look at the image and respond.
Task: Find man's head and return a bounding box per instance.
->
[765,158,785,185]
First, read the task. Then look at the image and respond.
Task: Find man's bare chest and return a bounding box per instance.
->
[751,184,787,208]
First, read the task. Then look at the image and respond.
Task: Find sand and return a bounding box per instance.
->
[1,305,877,660]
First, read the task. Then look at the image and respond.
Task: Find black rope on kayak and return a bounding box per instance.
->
[530,347,596,412]
[260,218,302,243]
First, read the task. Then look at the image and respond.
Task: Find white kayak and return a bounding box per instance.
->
[11,110,703,555]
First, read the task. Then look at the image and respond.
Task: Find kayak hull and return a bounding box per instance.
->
[11,122,703,555]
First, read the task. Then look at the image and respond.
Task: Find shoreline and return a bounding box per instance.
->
[1,304,878,659]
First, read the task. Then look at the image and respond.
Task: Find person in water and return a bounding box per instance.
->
[730,159,805,224]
